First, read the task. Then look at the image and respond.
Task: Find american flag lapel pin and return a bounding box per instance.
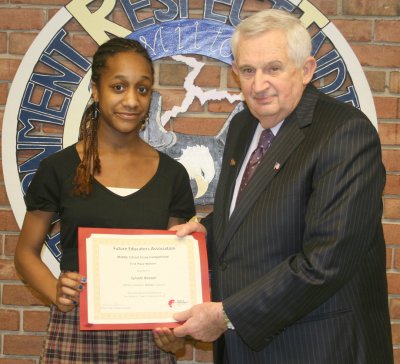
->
[274,162,281,170]
[230,158,236,166]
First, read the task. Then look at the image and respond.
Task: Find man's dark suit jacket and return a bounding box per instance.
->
[203,84,393,363]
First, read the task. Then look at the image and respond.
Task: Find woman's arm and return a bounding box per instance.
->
[14,210,85,312]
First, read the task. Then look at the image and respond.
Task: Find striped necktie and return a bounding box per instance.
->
[237,128,274,199]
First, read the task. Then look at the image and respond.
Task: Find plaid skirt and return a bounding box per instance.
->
[41,306,176,364]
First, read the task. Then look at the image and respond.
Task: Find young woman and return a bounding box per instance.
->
[14,37,195,363]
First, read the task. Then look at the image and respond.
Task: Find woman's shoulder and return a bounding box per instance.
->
[26,144,79,206]
[39,143,80,175]
[158,151,185,171]
[157,151,192,182]
[43,144,79,164]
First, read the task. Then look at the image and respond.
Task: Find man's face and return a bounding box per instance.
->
[232,29,315,128]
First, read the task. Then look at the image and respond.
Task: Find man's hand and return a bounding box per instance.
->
[173,302,227,342]
[169,221,207,237]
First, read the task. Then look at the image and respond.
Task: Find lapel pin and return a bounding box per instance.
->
[230,158,236,166]
[274,162,281,170]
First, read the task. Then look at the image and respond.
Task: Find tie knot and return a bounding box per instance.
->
[258,128,274,150]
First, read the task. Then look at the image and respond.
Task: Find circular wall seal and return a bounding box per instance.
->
[2,0,376,276]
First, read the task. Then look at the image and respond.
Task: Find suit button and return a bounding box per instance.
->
[219,262,228,270]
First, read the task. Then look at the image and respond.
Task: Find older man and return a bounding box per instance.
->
[155,9,393,364]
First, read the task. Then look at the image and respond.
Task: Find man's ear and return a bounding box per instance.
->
[231,61,239,76]
[91,81,99,102]
[302,56,317,85]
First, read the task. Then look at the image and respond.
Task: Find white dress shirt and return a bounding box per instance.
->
[229,121,283,216]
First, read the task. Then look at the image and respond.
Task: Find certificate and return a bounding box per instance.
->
[78,228,210,330]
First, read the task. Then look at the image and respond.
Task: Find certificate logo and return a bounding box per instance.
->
[168,299,175,308]
[168,298,189,309]
[2,0,376,276]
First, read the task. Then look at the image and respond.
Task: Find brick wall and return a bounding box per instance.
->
[0,0,399,363]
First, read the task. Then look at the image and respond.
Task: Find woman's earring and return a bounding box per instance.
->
[92,102,99,120]
[140,116,149,131]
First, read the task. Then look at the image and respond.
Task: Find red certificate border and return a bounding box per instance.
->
[78,227,210,331]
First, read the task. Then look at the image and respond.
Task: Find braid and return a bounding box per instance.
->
[72,37,154,196]
[72,103,101,196]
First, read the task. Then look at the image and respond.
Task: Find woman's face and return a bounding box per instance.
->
[92,51,153,136]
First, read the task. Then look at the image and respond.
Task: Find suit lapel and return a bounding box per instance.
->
[224,114,259,211]
[218,85,319,255]
[214,110,258,244]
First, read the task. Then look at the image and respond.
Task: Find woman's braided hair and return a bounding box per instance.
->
[72,37,154,196]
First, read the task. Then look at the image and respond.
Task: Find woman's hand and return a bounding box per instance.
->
[153,327,186,354]
[55,272,86,312]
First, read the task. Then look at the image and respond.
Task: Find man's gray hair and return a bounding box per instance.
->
[231,9,312,68]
